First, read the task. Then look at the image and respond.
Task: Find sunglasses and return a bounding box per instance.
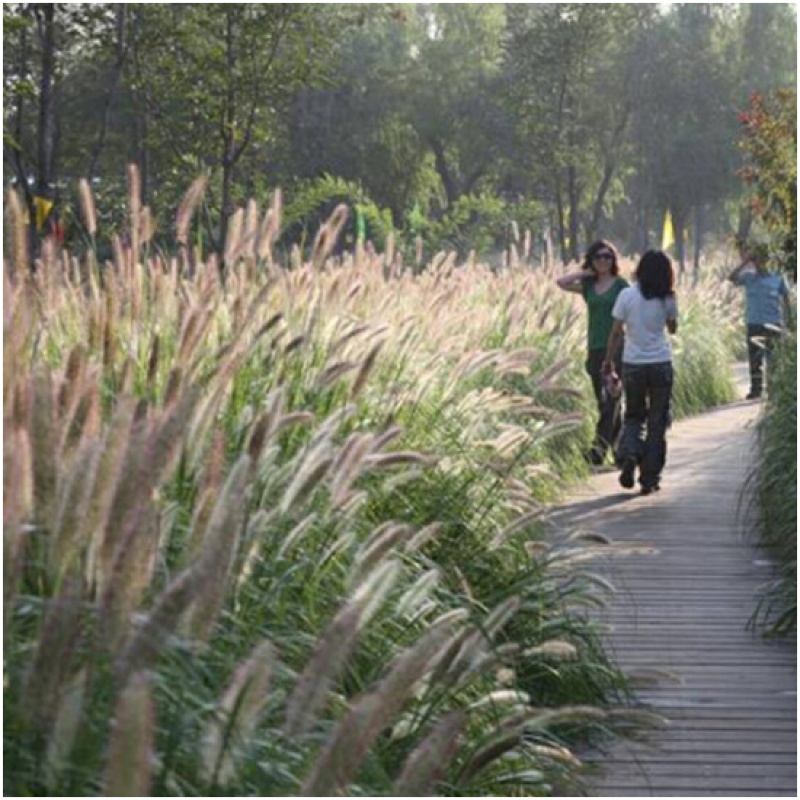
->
[593,252,614,261]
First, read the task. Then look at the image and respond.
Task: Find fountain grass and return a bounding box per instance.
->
[3,177,740,796]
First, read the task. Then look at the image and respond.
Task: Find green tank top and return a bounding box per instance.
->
[582,277,629,351]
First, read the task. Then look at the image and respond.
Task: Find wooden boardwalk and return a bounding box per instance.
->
[552,379,797,796]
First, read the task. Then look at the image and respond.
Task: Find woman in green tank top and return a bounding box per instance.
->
[556,240,629,465]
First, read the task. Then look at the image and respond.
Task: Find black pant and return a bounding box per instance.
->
[747,324,781,396]
[618,362,673,488]
[586,349,623,460]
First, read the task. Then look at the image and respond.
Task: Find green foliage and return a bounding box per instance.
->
[413,194,546,260]
[4,4,798,263]
[669,277,740,415]
[739,90,798,276]
[283,174,396,251]
[739,87,797,636]
[749,325,797,636]
[420,194,507,258]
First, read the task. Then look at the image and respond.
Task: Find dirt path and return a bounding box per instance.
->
[552,375,797,796]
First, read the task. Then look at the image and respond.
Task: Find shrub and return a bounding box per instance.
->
[739,89,797,278]
[283,174,396,253]
[749,325,797,636]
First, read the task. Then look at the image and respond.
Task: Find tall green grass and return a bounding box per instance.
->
[750,324,797,636]
[670,273,740,415]
[3,176,740,796]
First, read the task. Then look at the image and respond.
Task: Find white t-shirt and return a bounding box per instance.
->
[612,284,677,364]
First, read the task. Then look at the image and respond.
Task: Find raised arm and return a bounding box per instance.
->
[556,268,593,294]
[728,253,752,284]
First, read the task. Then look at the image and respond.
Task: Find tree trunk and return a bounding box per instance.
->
[736,204,752,243]
[567,164,580,262]
[8,13,37,258]
[586,162,613,245]
[587,109,629,244]
[544,214,554,269]
[640,203,650,254]
[692,204,704,279]
[672,208,687,273]
[219,9,237,259]
[555,181,567,265]
[221,155,234,253]
[131,9,150,202]
[430,138,458,208]
[88,5,129,178]
[34,3,57,199]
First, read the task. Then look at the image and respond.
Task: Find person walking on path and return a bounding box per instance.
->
[556,240,629,465]
[603,250,678,495]
[728,241,792,399]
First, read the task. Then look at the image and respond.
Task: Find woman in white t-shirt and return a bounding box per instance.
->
[602,251,678,495]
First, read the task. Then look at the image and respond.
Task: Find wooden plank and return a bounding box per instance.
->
[595,791,796,797]
[639,719,797,730]
[594,776,796,791]
[589,754,797,765]
[593,763,796,777]
[599,739,798,754]
[553,386,797,796]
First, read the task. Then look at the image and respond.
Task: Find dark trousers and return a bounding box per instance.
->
[618,362,673,488]
[747,323,780,396]
[586,349,623,459]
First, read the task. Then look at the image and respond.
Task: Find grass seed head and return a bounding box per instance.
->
[175,177,208,245]
[184,454,251,641]
[103,670,154,798]
[7,188,30,274]
[45,668,87,786]
[392,712,465,796]
[200,640,274,784]
[115,562,208,684]
[458,730,523,785]
[280,443,333,514]
[350,339,384,398]
[285,560,399,737]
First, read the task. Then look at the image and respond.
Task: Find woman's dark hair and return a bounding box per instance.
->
[582,239,620,277]
[635,250,675,300]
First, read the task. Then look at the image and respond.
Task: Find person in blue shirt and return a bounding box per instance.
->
[728,242,792,399]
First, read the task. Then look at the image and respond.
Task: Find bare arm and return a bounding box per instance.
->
[664,293,678,335]
[603,320,625,370]
[727,258,751,284]
[556,269,593,294]
[782,294,793,328]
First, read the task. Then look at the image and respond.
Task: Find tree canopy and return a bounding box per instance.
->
[3,3,797,266]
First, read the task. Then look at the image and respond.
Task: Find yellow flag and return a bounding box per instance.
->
[661,210,674,251]
[34,196,54,231]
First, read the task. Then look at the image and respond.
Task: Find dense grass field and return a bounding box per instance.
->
[750,324,797,637]
[3,181,741,796]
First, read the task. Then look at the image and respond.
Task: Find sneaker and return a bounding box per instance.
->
[619,458,636,489]
[585,448,605,466]
[640,478,660,495]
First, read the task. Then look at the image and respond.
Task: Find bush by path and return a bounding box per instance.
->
[750,325,797,636]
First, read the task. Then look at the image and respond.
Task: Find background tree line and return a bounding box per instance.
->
[3,2,796,269]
